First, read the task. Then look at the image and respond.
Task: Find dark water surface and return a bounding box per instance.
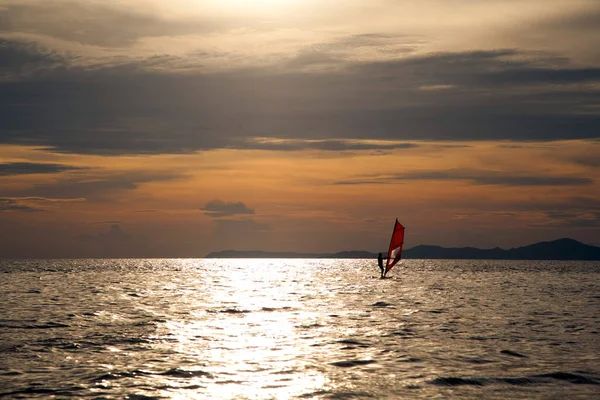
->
[1,259,599,399]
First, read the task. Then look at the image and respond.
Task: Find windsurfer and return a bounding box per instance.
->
[377,252,385,278]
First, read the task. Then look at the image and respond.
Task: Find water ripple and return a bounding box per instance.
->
[1,259,599,399]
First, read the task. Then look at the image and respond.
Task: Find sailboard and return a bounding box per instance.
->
[384,218,405,276]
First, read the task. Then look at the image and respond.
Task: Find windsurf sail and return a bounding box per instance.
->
[385,218,405,275]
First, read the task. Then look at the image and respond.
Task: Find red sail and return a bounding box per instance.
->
[385,219,405,274]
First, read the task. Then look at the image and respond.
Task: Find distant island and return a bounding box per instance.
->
[205,238,600,260]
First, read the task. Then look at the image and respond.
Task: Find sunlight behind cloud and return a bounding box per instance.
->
[179,0,310,16]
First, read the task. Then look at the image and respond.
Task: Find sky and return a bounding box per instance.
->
[1,0,599,258]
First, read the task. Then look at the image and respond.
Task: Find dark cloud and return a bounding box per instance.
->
[0,38,68,80]
[0,196,82,212]
[376,49,600,86]
[511,196,600,214]
[0,197,44,212]
[0,38,63,68]
[420,195,600,237]
[545,211,577,219]
[2,172,183,201]
[533,210,600,228]
[0,45,599,155]
[334,169,594,187]
[0,162,82,176]
[482,67,600,85]
[202,200,255,218]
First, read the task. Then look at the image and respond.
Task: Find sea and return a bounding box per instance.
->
[1,259,599,399]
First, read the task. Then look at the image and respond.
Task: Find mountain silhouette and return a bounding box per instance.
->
[205,238,600,260]
[403,238,600,260]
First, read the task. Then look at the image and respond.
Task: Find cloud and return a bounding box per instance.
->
[0,38,68,79]
[470,176,593,187]
[283,33,419,70]
[202,200,254,218]
[468,65,600,86]
[334,169,594,187]
[0,162,82,175]
[2,172,183,201]
[570,153,600,168]
[532,210,600,228]
[235,138,419,151]
[89,220,123,225]
[1,37,600,156]
[511,196,600,214]
[419,85,457,91]
[353,48,600,90]
[0,39,57,66]
[0,197,43,212]
[0,196,83,212]
[0,1,227,48]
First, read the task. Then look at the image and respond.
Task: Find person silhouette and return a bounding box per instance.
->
[377,252,385,278]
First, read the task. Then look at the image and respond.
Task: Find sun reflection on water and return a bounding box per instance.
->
[161,259,328,399]
[4,259,600,399]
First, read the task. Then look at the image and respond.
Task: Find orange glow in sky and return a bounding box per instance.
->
[0,0,599,257]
